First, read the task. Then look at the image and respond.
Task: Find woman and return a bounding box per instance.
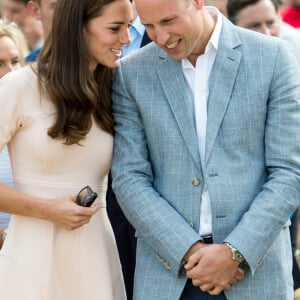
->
[0,19,28,78]
[0,20,28,249]
[0,0,132,299]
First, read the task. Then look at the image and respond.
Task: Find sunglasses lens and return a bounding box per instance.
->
[76,186,97,207]
[78,187,89,202]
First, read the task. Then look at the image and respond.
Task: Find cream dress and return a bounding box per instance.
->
[0,66,126,300]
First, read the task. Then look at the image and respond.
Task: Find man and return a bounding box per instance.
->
[2,0,43,51]
[227,0,300,65]
[227,0,280,35]
[111,0,300,299]
[27,0,55,39]
[25,0,56,62]
[120,0,151,57]
[2,0,30,27]
[106,1,150,299]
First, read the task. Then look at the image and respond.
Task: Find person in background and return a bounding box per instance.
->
[26,0,56,62]
[2,0,30,26]
[121,0,150,56]
[2,0,43,55]
[291,209,300,299]
[111,0,300,299]
[0,20,28,250]
[227,0,300,63]
[106,1,150,299]
[0,0,132,299]
[205,0,300,64]
[205,0,228,15]
[227,0,280,35]
[277,3,300,64]
[0,19,27,75]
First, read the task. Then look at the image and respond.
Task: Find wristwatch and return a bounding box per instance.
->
[224,242,245,263]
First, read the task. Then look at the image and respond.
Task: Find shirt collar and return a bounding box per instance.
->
[131,16,145,37]
[182,6,222,69]
[206,6,222,52]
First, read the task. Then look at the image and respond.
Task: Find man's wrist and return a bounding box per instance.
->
[183,241,205,262]
[224,242,245,263]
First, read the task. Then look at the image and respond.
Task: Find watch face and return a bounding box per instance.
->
[233,252,244,263]
[225,242,245,263]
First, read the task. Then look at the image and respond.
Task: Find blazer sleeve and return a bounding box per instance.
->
[224,40,300,275]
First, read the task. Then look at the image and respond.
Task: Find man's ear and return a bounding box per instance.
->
[191,0,204,9]
[27,1,41,21]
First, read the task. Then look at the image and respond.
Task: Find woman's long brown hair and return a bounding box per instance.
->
[37,0,116,145]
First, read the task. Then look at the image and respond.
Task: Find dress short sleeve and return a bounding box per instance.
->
[0,66,35,152]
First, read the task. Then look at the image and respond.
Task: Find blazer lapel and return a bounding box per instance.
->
[205,20,242,165]
[157,52,201,170]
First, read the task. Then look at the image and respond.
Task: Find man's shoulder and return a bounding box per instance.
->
[120,42,163,66]
[221,19,288,58]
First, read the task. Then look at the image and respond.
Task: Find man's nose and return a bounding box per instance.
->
[259,24,272,36]
[153,27,169,46]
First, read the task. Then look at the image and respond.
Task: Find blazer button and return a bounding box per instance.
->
[188,220,194,228]
[192,177,200,186]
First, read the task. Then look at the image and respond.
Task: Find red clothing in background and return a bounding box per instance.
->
[280,6,300,29]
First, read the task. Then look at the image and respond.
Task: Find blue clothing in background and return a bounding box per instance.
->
[25,47,41,64]
[121,17,145,57]
[0,146,13,227]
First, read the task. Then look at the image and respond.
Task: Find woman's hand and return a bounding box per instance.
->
[43,194,100,230]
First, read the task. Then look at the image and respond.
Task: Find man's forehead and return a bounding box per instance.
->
[135,0,184,20]
[3,0,28,5]
[40,0,57,6]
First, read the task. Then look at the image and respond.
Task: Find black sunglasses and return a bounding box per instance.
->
[76,185,98,207]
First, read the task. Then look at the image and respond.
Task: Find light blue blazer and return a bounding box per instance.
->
[112,17,300,300]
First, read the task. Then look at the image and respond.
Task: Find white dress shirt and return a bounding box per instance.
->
[182,7,222,236]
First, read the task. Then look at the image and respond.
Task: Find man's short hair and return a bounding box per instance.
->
[227,0,278,23]
[9,0,30,4]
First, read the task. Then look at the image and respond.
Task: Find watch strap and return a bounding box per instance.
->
[224,242,245,263]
